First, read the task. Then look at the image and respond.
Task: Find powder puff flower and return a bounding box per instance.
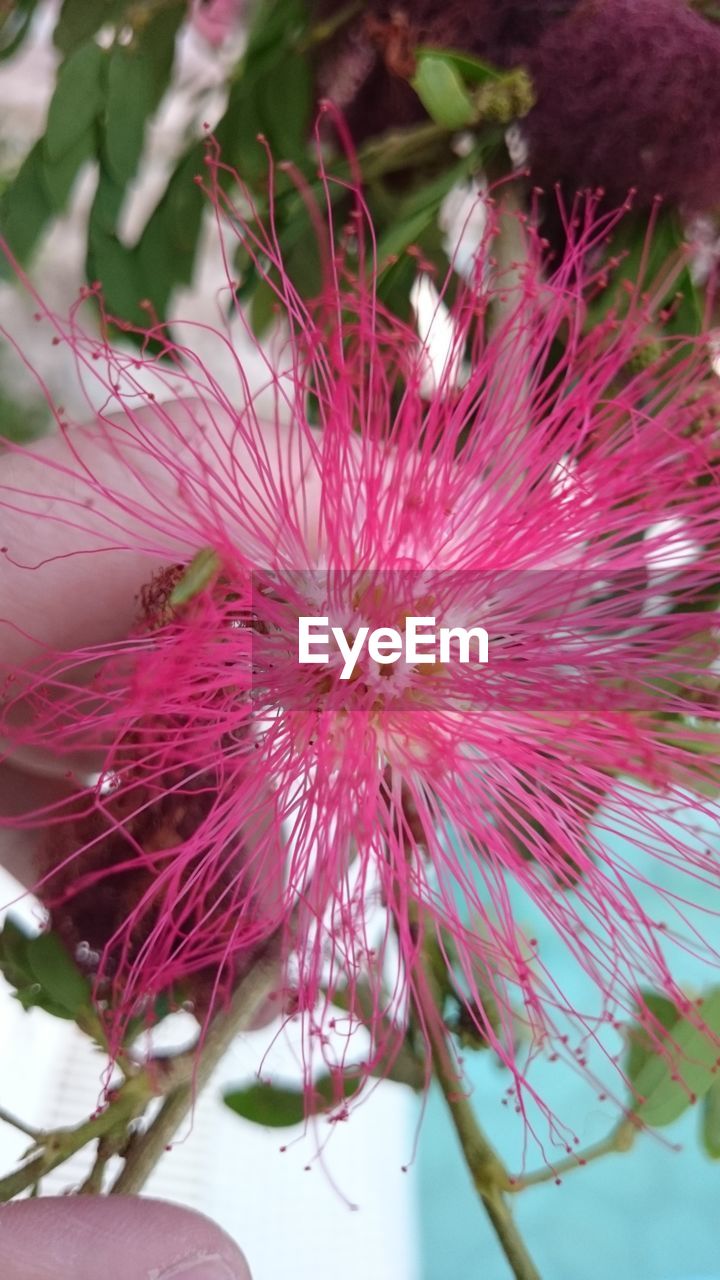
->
[1,148,719,1152]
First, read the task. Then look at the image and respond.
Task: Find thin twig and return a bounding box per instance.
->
[298,0,364,50]
[0,1105,42,1142]
[78,1136,121,1195]
[110,945,280,1195]
[416,956,541,1280]
[510,1120,637,1191]
[0,1076,150,1202]
[487,183,530,340]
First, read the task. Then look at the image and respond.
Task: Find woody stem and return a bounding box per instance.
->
[416,955,542,1280]
[110,943,280,1195]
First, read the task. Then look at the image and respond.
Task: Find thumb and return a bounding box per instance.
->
[0,1195,252,1280]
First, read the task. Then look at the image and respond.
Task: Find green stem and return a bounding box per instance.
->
[416,958,541,1280]
[110,945,280,1195]
[111,1084,193,1196]
[78,1135,122,1195]
[357,121,451,180]
[510,1120,637,1191]
[297,0,364,50]
[486,183,530,339]
[0,943,279,1200]
[0,1105,41,1142]
[0,1075,151,1203]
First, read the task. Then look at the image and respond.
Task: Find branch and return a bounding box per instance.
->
[110,944,281,1195]
[510,1120,637,1192]
[0,1075,151,1203]
[78,1135,123,1195]
[298,0,364,50]
[0,1105,42,1143]
[415,957,541,1280]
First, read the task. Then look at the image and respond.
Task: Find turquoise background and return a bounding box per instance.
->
[417,798,720,1280]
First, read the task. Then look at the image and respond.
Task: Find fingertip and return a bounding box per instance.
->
[0,1196,253,1280]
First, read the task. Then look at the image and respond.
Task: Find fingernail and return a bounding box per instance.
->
[157,1256,240,1280]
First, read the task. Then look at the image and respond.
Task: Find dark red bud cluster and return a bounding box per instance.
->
[316,0,720,213]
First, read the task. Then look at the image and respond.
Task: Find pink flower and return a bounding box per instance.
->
[190,0,247,46]
[1,148,720,1148]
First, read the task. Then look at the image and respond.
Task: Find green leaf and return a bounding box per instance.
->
[90,164,125,231]
[375,251,419,324]
[1,0,40,61]
[0,918,91,1021]
[0,386,50,442]
[0,917,33,991]
[256,48,311,163]
[632,987,720,1127]
[25,932,92,1017]
[169,548,221,606]
[218,0,310,179]
[312,1073,361,1109]
[224,1081,307,1128]
[42,127,95,211]
[701,1077,720,1158]
[415,45,502,86]
[105,6,184,186]
[53,0,120,55]
[283,232,322,300]
[588,209,703,337]
[87,227,145,325]
[377,205,443,269]
[660,727,720,757]
[626,991,681,1086]
[134,143,206,324]
[125,0,312,328]
[371,151,479,268]
[0,141,54,269]
[249,276,279,337]
[45,41,105,164]
[654,213,703,337]
[86,170,149,328]
[224,1074,361,1128]
[243,0,306,65]
[218,77,266,186]
[105,52,154,187]
[411,54,476,130]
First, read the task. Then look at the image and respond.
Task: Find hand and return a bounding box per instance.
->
[0,399,245,842]
[0,1195,252,1279]
[0,415,256,1279]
